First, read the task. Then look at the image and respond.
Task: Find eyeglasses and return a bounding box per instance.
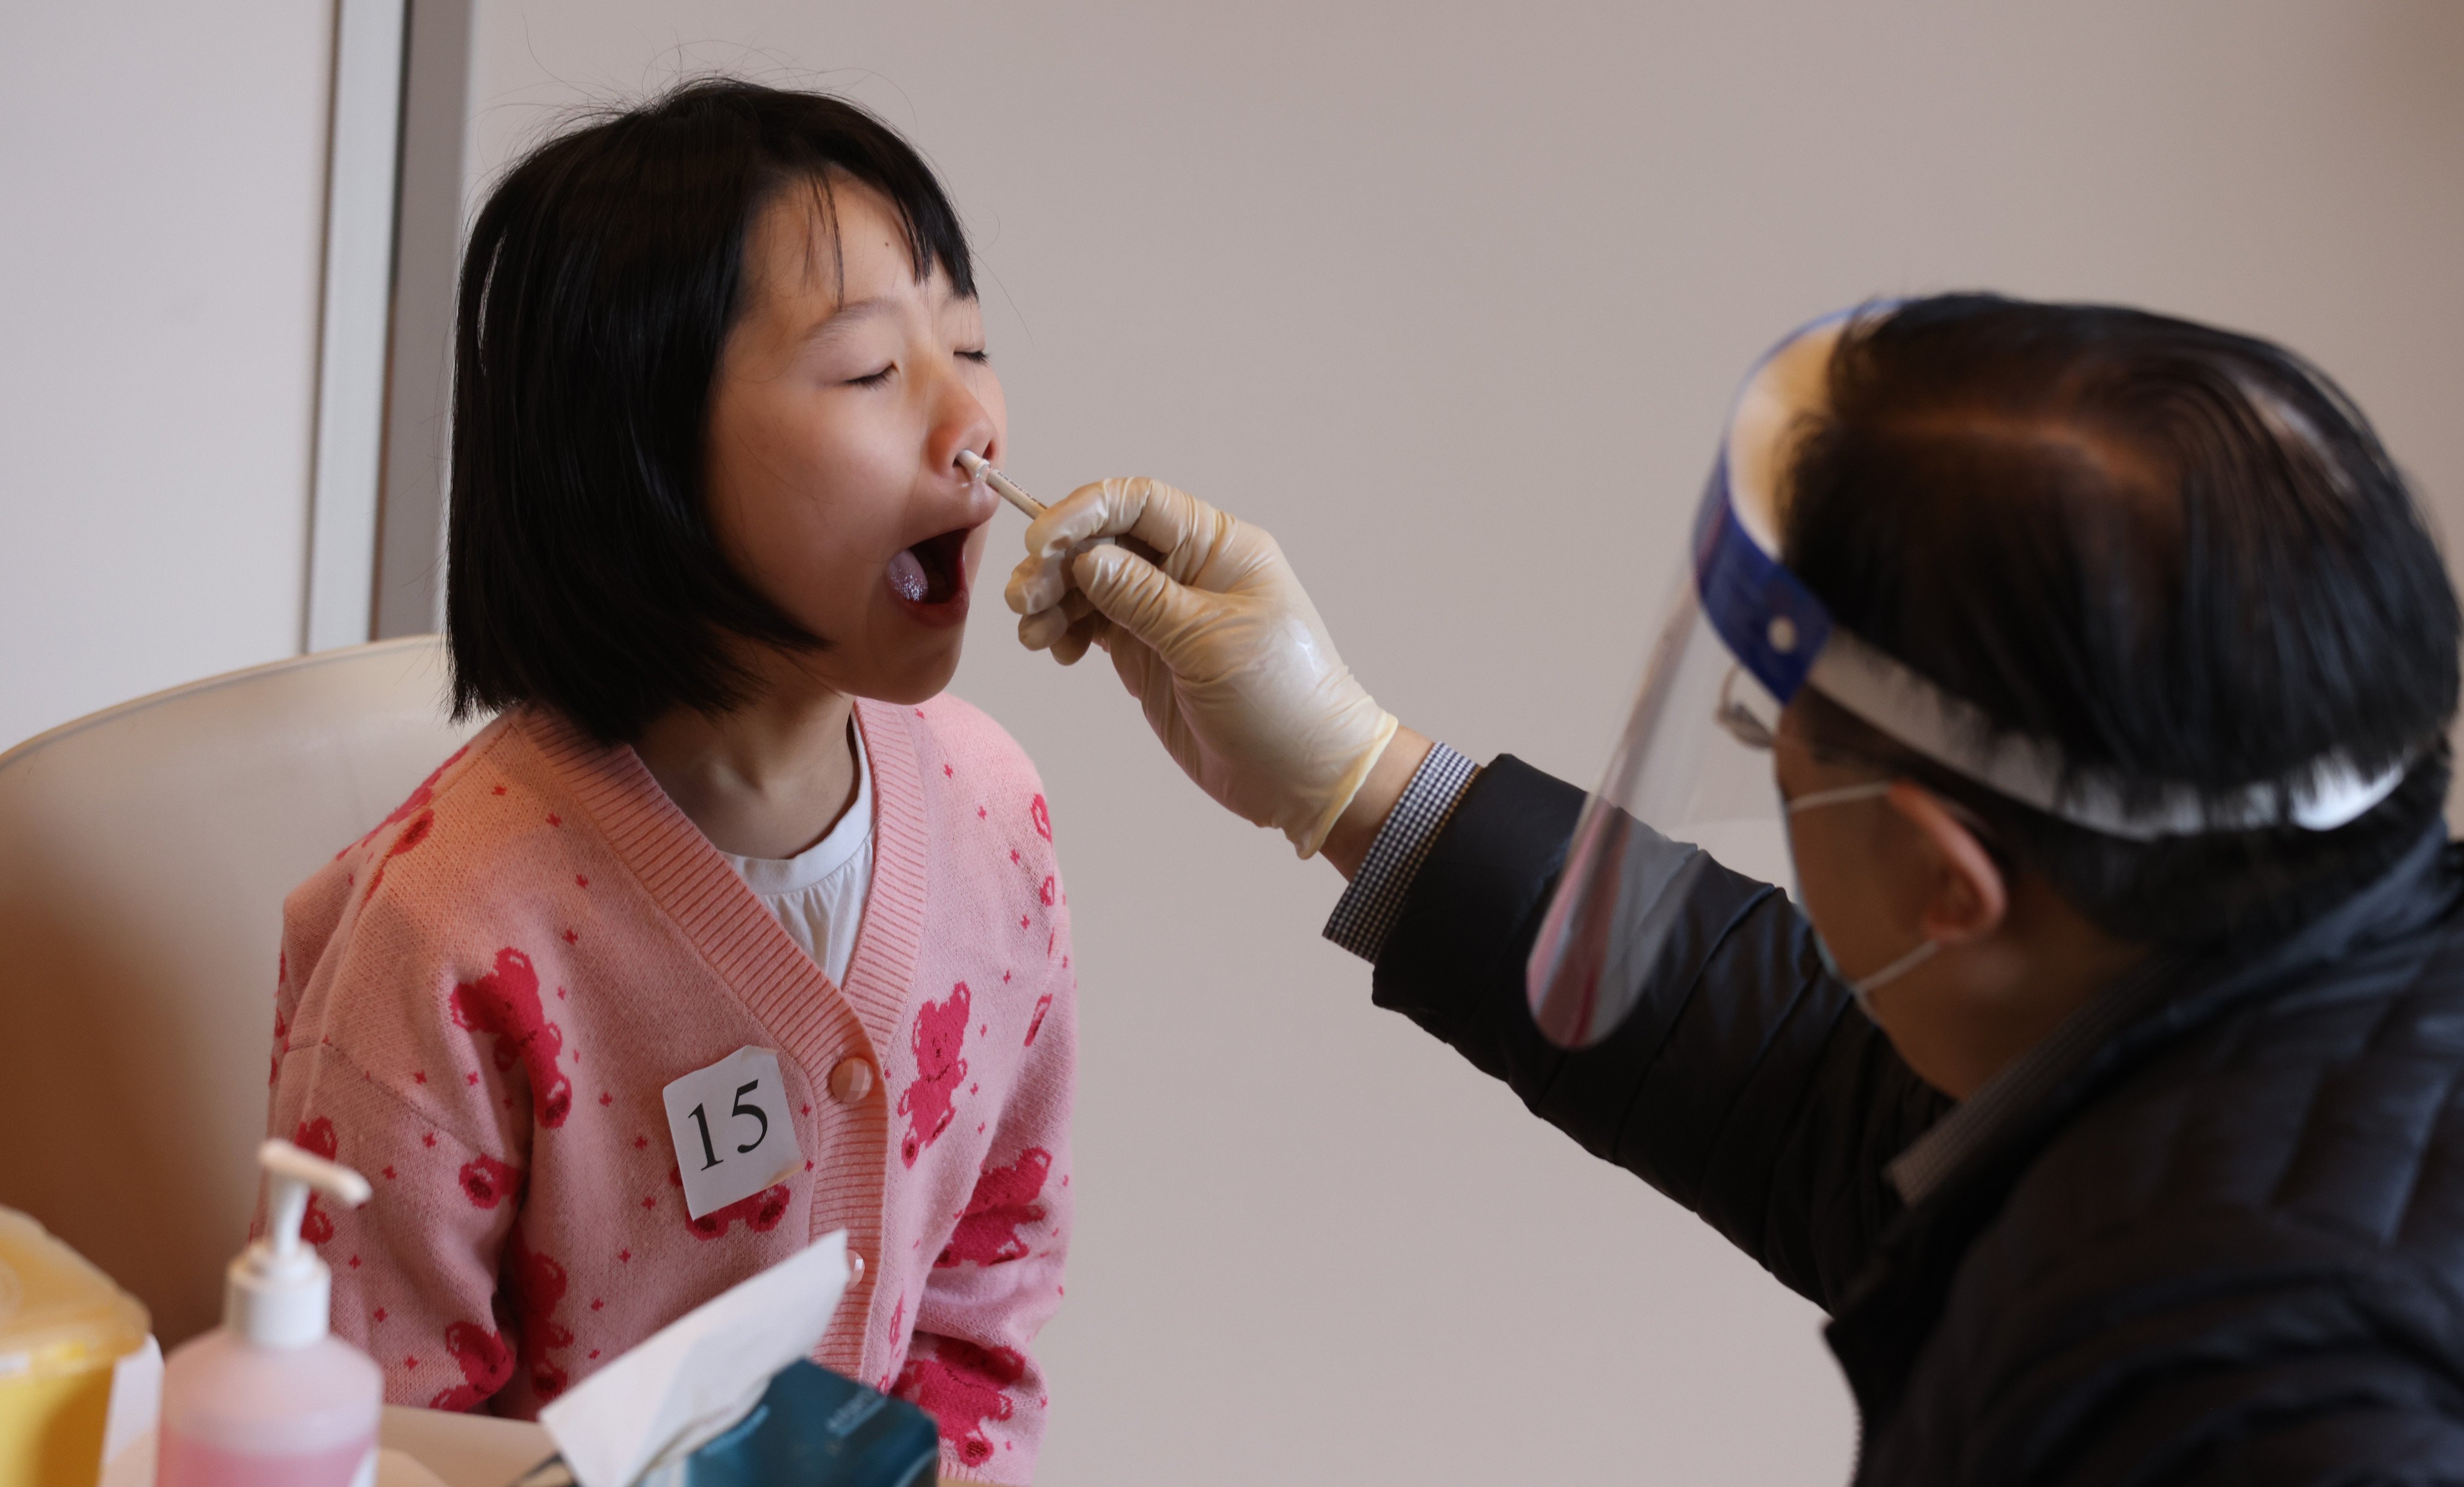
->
[1715,665,1901,815]
[1713,665,1780,751]
[1716,664,2004,842]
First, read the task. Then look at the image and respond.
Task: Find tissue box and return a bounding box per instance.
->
[515,1362,937,1487]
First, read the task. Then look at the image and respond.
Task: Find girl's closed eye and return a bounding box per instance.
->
[956,347,990,366]
[847,363,897,388]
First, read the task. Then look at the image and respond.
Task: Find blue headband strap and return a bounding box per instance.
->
[1691,463,1832,703]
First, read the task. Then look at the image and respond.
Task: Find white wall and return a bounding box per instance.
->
[456,4,2464,1483]
[0,5,336,751]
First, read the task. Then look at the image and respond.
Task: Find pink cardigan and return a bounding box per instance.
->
[266,697,1074,1482]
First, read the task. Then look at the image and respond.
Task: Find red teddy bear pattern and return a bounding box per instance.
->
[347,745,462,902]
[505,1228,574,1402]
[898,983,971,1167]
[459,1153,523,1209]
[415,1221,569,1410]
[346,747,463,857]
[448,948,572,1127]
[362,812,434,905]
[293,1117,339,1244]
[936,1148,1052,1269]
[430,1317,514,1412]
[895,1339,1028,1473]
[663,1166,793,1240]
[311,738,1068,1432]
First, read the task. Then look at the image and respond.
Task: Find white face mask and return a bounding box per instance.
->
[1781,779,1939,1019]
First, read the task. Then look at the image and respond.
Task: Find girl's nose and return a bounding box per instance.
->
[930,383,1000,485]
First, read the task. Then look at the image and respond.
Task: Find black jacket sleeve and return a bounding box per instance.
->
[1371,755,1952,1312]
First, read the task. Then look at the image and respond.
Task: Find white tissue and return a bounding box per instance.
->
[537,1231,851,1487]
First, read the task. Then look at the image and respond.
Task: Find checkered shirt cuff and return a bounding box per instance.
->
[1322,742,1479,962]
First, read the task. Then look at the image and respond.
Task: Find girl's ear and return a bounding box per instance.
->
[1886,781,2008,945]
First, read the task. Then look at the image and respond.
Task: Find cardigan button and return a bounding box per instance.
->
[829,1057,875,1105]
[849,1250,865,1284]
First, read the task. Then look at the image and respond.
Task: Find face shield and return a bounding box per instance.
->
[1523,310,2412,1050]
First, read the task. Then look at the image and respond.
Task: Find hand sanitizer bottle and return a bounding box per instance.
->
[157,1140,383,1487]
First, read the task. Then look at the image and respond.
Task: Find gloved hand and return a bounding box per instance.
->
[1004,477,1399,858]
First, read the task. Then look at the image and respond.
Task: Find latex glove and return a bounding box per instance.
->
[1005,478,1398,858]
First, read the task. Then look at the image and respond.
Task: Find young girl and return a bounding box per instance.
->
[265,81,1073,1482]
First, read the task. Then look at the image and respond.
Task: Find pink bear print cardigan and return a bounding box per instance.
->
[266,697,1076,1483]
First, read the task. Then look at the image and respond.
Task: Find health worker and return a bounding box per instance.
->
[1005,295,2464,1482]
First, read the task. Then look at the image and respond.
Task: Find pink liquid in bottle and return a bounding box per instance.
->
[158,1329,382,1487]
[156,1426,376,1487]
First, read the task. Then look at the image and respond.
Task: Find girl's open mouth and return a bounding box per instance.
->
[885,526,973,623]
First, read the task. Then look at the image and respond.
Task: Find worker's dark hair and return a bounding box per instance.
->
[1783,294,2458,950]
[445,79,975,743]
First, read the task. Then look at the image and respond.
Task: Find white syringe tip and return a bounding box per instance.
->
[955,449,986,476]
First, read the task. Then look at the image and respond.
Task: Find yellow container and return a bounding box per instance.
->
[0,1209,149,1487]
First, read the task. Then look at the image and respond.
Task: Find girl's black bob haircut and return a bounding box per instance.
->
[446,79,976,743]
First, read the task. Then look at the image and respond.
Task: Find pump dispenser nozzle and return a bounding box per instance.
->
[228,1140,371,1349]
[158,1140,383,1486]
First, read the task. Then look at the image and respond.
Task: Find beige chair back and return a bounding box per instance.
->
[0,637,482,1344]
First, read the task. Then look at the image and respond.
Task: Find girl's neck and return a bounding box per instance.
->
[632,659,861,860]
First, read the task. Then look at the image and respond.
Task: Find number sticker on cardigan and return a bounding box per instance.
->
[661,1047,801,1220]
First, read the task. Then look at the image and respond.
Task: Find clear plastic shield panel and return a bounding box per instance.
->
[1524,573,1794,1048]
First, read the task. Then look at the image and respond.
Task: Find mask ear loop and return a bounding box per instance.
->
[1846,937,1939,1014]
[1732,667,1986,994]
[1773,774,1943,1014]
[1786,780,1895,816]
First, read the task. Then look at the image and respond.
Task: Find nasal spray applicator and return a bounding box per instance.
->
[956,449,1050,521]
[158,1141,383,1487]
[958,449,1147,559]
